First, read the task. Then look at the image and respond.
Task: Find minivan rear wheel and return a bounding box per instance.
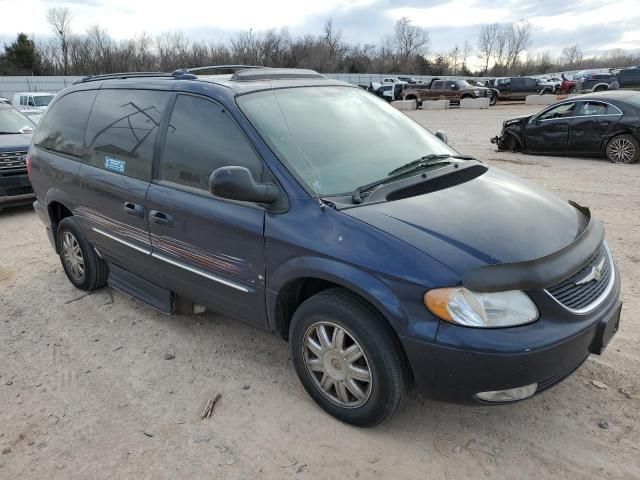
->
[57,217,108,291]
[290,288,409,427]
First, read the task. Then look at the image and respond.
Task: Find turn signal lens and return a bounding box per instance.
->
[424,287,538,328]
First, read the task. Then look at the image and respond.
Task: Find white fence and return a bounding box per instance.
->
[1,73,488,99]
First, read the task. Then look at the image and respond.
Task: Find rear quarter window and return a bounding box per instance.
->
[33,90,98,158]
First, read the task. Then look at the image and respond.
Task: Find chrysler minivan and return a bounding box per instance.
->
[29,68,622,426]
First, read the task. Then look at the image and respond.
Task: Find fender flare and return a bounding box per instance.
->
[591,82,610,92]
[45,188,77,220]
[266,256,409,334]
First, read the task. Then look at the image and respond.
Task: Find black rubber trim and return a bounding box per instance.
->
[463,202,604,292]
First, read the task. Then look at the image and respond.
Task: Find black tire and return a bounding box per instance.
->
[500,134,519,152]
[569,87,576,94]
[57,216,108,291]
[290,288,410,427]
[489,95,497,106]
[605,134,639,164]
[594,85,608,92]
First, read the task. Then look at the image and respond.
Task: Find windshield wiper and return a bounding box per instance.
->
[351,154,474,204]
[388,154,473,176]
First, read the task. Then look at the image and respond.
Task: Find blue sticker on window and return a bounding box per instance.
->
[105,157,125,174]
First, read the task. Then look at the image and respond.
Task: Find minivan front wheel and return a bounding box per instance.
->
[290,288,409,427]
[57,217,108,291]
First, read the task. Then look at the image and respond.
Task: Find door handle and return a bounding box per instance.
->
[150,210,172,226]
[123,202,144,218]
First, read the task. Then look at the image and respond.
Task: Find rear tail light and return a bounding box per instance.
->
[26,153,32,178]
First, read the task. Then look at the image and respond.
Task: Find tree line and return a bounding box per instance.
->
[1,7,638,77]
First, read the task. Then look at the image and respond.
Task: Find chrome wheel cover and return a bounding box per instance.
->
[609,138,635,164]
[302,321,372,408]
[62,232,85,282]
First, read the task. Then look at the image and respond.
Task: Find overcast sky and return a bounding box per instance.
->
[2,0,639,68]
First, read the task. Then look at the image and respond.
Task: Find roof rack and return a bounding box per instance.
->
[230,68,325,81]
[183,64,261,74]
[75,71,195,84]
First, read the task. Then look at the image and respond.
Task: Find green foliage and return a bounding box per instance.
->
[2,33,41,74]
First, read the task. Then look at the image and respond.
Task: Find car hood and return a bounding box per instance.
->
[0,133,32,150]
[344,168,588,276]
[503,115,531,127]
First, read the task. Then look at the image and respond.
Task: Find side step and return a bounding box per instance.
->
[107,263,173,314]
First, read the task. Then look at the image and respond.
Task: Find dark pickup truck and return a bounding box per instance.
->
[493,77,546,100]
[402,79,497,106]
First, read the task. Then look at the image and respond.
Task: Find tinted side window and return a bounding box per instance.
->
[33,90,97,158]
[432,81,443,89]
[523,78,538,89]
[578,101,609,116]
[511,78,524,89]
[159,95,262,190]
[84,89,169,181]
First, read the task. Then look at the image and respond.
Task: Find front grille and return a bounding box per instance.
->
[0,150,28,174]
[546,244,613,312]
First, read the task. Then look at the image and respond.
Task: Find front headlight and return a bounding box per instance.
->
[424,288,538,328]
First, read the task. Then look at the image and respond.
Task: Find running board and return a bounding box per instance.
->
[107,263,173,314]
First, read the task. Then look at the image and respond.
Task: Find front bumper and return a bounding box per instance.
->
[402,274,622,404]
[0,171,34,207]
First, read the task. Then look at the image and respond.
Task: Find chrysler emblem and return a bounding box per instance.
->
[575,257,606,285]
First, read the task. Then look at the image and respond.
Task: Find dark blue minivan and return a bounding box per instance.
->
[29,68,622,426]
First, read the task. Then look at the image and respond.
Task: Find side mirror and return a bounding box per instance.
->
[209,167,279,203]
[435,130,448,144]
[209,166,279,204]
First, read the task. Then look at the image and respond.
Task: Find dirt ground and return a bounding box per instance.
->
[1,104,639,480]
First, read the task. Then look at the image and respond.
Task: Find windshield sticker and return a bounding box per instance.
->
[105,157,125,174]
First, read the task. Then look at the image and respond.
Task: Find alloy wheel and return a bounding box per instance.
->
[61,231,85,282]
[609,138,636,164]
[302,321,372,408]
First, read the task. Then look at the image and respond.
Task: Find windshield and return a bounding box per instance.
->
[237,86,456,196]
[32,95,54,107]
[0,107,34,133]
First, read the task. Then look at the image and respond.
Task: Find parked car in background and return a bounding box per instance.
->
[29,67,621,426]
[397,76,418,84]
[0,97,10,104]
[576,73,617,93]
[403,79,497,106]
[491,91,640,163]
[12,92,55,112]
[612,66,640,91]
[493,77,546,100]
[0,103,35,211]
[559,73,577,94]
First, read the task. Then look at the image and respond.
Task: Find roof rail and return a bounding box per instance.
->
[75,70,197,84]
[183,65,261,74]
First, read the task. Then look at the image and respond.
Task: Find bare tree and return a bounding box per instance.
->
[461,40,472,68]
[448,45,461,75]
[560,44,583,66]
[505,21,531,70]
[477,23,499,73]
[46,7,72,75]
[391,17,429,61]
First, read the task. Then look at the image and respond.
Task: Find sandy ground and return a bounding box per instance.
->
[1,104,639,480]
